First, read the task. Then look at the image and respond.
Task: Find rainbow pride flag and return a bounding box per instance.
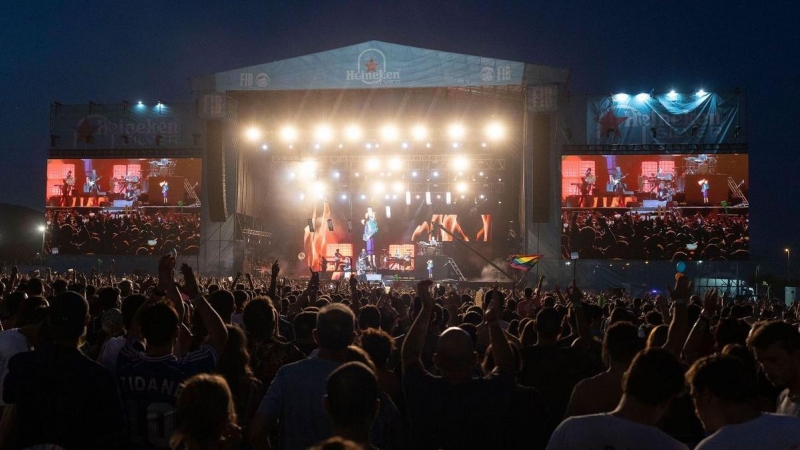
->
[508,254,543,271]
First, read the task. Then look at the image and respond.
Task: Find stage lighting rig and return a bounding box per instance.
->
[344,124,363,141]
[280,126,298,143]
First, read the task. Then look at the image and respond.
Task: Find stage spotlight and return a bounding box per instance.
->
[667,90,678,100]
[137,101,143,106]
[314,143,320,150]
[411,125,427,140]
[365,158,380,172]
[344,124,362,141]
[485,122,505,141]
[246,127,262,142]
[333,171,340,178]
[287,171,296,180]
[385,206,391,219]
[327,219,334,231]
[456,182,467,193]
[446,192,452,205]
[384,194,390,200]
[411,171,418,177]
[381,124,399,141]
[280,126,298,142]
[635,93,649,102]
[406,191,411,205]
[479,194,485,199]
[389,157,403,171]
[360,194,366,200]
[307,219,315,232]
[448,123,465,140]
[299,193,305,200]
[432,171,439,177]
[373,182,386,193]
[425,192,432,205]
[312,181,326,196]
[425,142,431,148]
[314,124,334,142]
[452,143,459,148]
[299,160,318,178]
[437,194,442,200]
[481,142,487,147]
[393,181,404,193]
[366,143,373,149]
[479,171,484,176]
[452,156,469,171]
[341,194,347,200]
[613,93,630,102]
[401,142,408,149]
[697,89,707,96]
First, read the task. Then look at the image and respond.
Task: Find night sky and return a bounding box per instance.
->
[2,1,798,272]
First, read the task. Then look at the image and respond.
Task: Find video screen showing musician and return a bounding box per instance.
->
[361,206,378,268]
[333,249,344,271]
[610,166,627,194]
[580,168,595,206]
[87,169,101,198]
[699,178,710,204]
[427,259,434,279]
[62,171,75,206]
[160,181,169,204]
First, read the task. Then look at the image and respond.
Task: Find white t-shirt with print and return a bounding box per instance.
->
[546,413,689,450]
[695,413,800,450]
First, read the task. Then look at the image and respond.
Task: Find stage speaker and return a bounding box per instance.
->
[565,195,580,207]
[206,120,228,222]
[529,113,551,223]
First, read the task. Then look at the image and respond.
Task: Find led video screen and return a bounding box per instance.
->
[44,158,202,255]
[560,154,749,260]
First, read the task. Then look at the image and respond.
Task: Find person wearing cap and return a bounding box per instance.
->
[1,291,125,449]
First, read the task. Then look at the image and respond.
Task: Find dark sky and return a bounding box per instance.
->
[2,0,798,268]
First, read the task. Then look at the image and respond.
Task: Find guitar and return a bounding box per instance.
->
[87,176,103,188]
[610,174,627,186]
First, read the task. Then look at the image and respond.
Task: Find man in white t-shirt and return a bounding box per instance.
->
[747,321,800,416]
[688,353,800,450]
[0,296,49,413]
[546,348,688,450]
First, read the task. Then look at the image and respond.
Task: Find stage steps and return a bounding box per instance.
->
[726,177,748,207]
[445,258,466,281]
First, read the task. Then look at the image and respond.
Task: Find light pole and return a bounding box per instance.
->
[786,248,791,285]
[38,225,46,266]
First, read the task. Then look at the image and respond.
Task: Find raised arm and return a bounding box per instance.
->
[485,289,516,373]
[182,264,227,355]
[402,280,435,372]
[267,260,279,300]
[663,274,691,358]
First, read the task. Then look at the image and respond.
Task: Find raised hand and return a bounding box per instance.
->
[416,279,435,310]
[271,259,280,278]
[484,289,503,323]
[702,288,720,315]
[568,278,583,304]
[157,253,176,288]
[667,273,693,302]
[181,263,200,298]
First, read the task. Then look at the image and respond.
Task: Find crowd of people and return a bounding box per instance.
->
[562,210,749,261]
[45,210,201,255]
[0,256,798,449]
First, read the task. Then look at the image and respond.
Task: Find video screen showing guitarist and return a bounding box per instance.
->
[87,169,102,199]
[362,206,378,268]
[610,166,627,196]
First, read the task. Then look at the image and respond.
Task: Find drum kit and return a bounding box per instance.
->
[417,241,443,256]
[684,154,717,175]
[148,158,176,177]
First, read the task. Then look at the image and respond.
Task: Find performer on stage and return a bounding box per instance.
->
[361,206,378,268]
[357,249,369,276]
[334,249,344,271]
[87,169,101,199]
[160,181,169,204]
[700,179,710,204]
[579,168,595,206]
[62,170,75,206]
[426,259,434,279]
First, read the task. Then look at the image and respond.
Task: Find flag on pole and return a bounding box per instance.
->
[508,255,543,271]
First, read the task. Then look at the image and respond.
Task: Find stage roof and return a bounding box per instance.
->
[189,40,568,92]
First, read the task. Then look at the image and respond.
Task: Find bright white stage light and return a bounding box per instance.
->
[667,90,678,100]
[261,144,268,150]
[485,122,505,141]
[280,126,298,142]
[446,192,452,205]
[432,171,439,177]
[393,181,404,193]
[385,206,391,219]
[381,124,399,141]
[457,182,467,193]
[287,171,296,180]
[452,142,459,148]
[312,181,326,196]
[425,192,432,205]
[341,194,348,200]
[411,125,427,140]
[344,124,362,141]
[314,124,333,142]
[406,191,411,205]
[452,156,469,171]
[314,143,320,150]
[373,182,386,193]
[360,194,366,200]
[635,93,650,102]
[411,171,418,177]
[365,158,380,172]
[613,93,630,102]
[401,142,408,149]
[479,194,485,199]
[389,157,403,171]
[299,193,305,200]
[245,127,262,142]
[425,142,431,148]
[448,123,465,140]
[333,171,340,178]
[365,143,373,149]
[696,89,707,96]
[299,160,317,179]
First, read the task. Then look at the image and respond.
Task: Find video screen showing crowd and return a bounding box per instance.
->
[302,204,493,282]
[561,154,749,260]
[44,158,202,255]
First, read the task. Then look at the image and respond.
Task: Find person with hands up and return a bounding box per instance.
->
[401,280,516,450]
[116,257,228,450]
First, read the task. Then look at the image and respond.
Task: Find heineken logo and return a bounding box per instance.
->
[346,48,401,86]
